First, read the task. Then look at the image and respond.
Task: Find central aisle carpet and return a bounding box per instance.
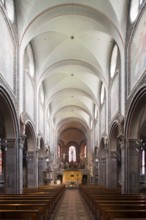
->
[52,188,93,220]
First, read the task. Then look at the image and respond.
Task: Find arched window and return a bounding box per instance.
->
[110,44,118,78]
[100,83,105,104]
[129,0,139,23]
[0,149,2,176]
[139,0,144,5]
[58,145,61,158]
[84,145,86,158]
[69,146,76,162]
[1,0,5,5]
[5,0,15,23]
[26,44,35,78]
[141,149,145,175]
[40,85,44,104]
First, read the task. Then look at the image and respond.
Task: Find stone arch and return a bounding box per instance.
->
[0,86,18,138]
[125,86,146,193]
[67,141,78,163]
[79,140,87,162]
[0,86,19,193]
[25,121,36,151]
[109,121,121,189]
[125,86,146,139]
[23,121,37,188]
[109,121,119,151]
[38,137,45,158]
[99,137,106,159]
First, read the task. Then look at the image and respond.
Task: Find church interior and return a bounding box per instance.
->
[0,0,146,219]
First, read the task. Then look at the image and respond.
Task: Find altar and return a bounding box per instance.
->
[63,170,82,186]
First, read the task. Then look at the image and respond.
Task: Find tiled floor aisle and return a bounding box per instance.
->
[52,189,93,220]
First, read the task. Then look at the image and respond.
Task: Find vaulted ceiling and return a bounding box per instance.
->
[15,0,128,140]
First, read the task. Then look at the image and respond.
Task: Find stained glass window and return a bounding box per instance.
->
[69,146,76,162]
[110,44,118,78]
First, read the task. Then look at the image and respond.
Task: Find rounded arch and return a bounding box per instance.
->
[99,137,106,157]
[0,86,19,138]
[109,121,119,151]
[0,86,19,193]
[20,3,124,52]
[25,121,36,151]
[125,86,146,193]
[66,141,79,162]
[38,136,46,158]
[125,86,146,139]
[66,141,79,149]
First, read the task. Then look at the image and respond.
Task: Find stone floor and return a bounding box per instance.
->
[52,188,94,220]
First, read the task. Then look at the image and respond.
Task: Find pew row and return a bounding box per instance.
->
[0,184,65,220]
[79,184,146,220]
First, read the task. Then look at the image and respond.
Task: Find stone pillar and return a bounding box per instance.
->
[38,157,45,185]
[5,138,19,194]
[127,139,140,194]
[98,158,106,186]
[27,151,38,188]
[93,159,99,184]
[17,135,26,194]
[119,139,126,194]
[109,151,118,188]
[103,135,110,188]
[117,114,126,193]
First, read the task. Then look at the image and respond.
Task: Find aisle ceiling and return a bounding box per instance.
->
[16,0,128,137]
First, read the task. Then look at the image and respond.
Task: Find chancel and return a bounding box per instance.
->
[0,0,146,219]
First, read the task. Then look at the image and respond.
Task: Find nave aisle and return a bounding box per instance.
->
[52,188,93,220]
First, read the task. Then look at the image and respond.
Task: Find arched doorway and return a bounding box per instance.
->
[0,87,19,193]
[125,87,146,193]
[82,174,87,184]
[57,174,62,184]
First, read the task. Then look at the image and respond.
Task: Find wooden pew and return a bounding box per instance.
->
[103,210,146,220]
[0,199,52,218]
[0,203,48,220]
[0,184,65,220]
[0,209,41,220]
[79,184,146,220]
[96,203,146,220]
